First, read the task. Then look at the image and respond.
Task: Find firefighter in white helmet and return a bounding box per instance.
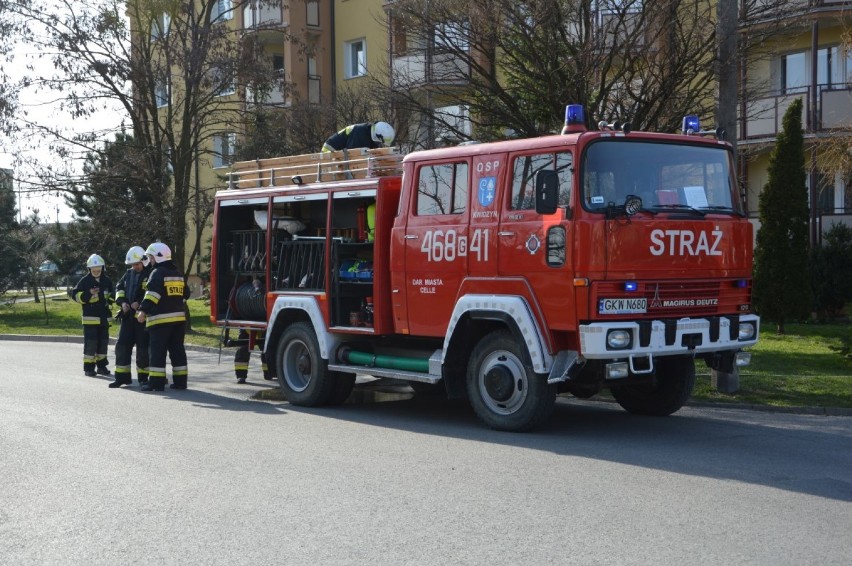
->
[321,121,395,152]
[136,242,190,391]
[109,246,152,388]
[70,253,115,377]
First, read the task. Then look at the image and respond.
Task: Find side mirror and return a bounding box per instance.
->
[535,170,559,215]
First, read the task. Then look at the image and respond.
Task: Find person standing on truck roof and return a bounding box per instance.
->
[136,242,189,392]
[321,122,395,153]
[109,246,152,389]
[71,254,114,378]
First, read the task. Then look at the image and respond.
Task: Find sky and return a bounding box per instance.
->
[2,16,126,224]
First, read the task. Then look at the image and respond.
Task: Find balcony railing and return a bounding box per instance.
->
[242,1,283,29]
[391,51,470,89]
[739,85,851,140]
[246,83,287,106]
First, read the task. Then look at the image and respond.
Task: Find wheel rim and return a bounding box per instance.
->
[477,350,528,415]
[283,339,312,392]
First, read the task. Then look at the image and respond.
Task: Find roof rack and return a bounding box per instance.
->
[227,147,403,190]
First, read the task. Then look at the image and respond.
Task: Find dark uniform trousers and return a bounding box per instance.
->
[84,320,110,373]
[149,324,187,389]
[234,330,271,383]
[115,315,150,384]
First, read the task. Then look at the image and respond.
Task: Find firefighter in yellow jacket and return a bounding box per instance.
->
[136,243,189,392]
[71,254,114,377]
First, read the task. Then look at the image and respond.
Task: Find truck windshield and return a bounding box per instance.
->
[581,140,743,215]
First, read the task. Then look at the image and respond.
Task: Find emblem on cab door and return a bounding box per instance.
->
[526,234,541,255]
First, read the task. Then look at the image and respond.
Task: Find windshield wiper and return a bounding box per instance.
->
[650,204,706,217]
[700,205,743,216]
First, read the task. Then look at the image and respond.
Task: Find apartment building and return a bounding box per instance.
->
[739,0,851,241]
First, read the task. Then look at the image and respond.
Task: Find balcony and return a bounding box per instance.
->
[391,50,470,89]
[242,1,286,43]
[739,85,852,141]
[246,79,287,107]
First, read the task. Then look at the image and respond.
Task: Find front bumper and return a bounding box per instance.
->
[579,314,759,359]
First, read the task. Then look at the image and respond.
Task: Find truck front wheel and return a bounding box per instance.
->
[466,330,556,432]
[610,355,696,416]
[276,322,335,406]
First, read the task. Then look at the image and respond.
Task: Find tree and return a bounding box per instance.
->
[384,0,722,147]
[56,131,166,271]
[0,167,24,294]
[809,224,852,321]
[753,98,811,333]
[7,0,299,276]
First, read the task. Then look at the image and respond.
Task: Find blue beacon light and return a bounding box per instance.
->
[624,281,638,292]
[682,115,701,134]
[562,104,587,133]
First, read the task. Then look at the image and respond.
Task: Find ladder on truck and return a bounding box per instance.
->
[227,147,403,190]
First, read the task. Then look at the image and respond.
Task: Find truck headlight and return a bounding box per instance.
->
[607,329,631,349]
[738,322,755,341]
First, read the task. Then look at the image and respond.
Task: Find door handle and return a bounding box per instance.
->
[404,235,419,240]
[497,231,515,237]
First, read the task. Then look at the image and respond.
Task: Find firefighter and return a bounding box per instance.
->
[71,254,114,377]
[109,246,152,388]
[234,329,274,384]
[136,242,189,392]
[321,121,395,153]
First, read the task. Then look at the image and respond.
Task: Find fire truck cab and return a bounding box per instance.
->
[211,108,759,431]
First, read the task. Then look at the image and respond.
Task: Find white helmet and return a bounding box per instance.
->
[125,246,146,265]
[86,254,105,268]
[371,122,395,146]
[145,242,172,264]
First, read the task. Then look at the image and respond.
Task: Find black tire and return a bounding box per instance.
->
[275,322,335,406]
[466,330,556,432]
[327,372,356,405]
[611,355,696,416]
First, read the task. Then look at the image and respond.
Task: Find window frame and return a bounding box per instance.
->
[344,39,367,79]
[415,161,469,216]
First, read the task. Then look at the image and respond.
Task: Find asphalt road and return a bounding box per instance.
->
[1,341,850,565]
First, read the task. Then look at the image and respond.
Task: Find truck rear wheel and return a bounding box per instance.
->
[276,322,335,406]
[466,330,556,432]
[610,355,696,416]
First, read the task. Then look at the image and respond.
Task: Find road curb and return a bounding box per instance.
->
[2,334,850,417]
[0,334,223,355]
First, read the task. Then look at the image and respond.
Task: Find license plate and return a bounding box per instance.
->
[599,297,647,314]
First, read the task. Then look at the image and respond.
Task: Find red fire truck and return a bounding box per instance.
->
[210,106,759,431]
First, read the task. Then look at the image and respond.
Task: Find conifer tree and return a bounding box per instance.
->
[753,98,811,333]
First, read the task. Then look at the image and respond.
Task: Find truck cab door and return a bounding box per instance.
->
[497,151,575,329]
[401,160,470,337]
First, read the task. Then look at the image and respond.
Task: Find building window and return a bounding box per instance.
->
[155,78,169,108]
[308,55,320,104]
[306,1,319,27]
[417,162,468,215]
[212,66,236,97]
[344,39,366,79]
[211,0,234,23]
[433,20,469,52]
[511,152,572,210]
[213,133,236,168]
[434,105,471,144]
[151,12,171,40]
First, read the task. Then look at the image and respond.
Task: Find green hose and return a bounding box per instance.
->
[340,348,429,373]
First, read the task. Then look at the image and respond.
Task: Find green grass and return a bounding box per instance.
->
[692,321,852,408]
[0,296,222,348]
[1,295,850,408]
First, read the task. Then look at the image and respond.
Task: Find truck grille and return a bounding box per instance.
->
[593,279,751,320]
